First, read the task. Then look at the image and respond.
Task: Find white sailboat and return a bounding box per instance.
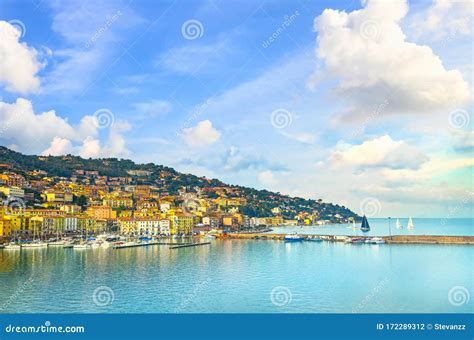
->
[4,243,21,250]
[407,217,414,230]
[395,218,402,229]
[23,222,48,248]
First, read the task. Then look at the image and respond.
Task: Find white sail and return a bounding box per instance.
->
[395,218,401,229]
[407,217,414,230]
[352,220,356,229]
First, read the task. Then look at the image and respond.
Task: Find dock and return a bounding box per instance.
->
[216,233,474,245]
[113,241,161,249]
[169,242,211,249]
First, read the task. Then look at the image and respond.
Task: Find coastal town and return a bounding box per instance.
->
[0,147,358,243]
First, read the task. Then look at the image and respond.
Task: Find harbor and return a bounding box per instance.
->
[0,235,472,313]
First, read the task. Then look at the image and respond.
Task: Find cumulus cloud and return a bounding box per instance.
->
[181,120,221,148]
[0,98,129,158]
[313,0,470,121]
[0,98,84,151]
[0,21,42,93]
[330,135,428,170]
[42,137,74,156]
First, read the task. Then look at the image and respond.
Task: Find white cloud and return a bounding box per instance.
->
[157,40,230,74]
[44,1,145,94]
[42,137,74,156]
[0,98,83,151]
[330,135,428,170]
[80,136,101,158]
[102,121,131,157]
[182,120,221,148]
[0,98,129,158]
[416,0,473,41]
[0,21,42,94]
[132,100,172,117]
[314,0,470,120]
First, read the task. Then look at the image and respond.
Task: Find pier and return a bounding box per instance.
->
[113,241,161,249]
[169,242,211,249]
[216,233,474,245]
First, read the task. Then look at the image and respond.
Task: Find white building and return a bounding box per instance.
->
[159,219,171,235]
[137,219,160,236]
[64,217,78,232]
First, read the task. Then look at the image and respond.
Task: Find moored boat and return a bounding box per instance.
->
[305,236,323,242]
[73,243,92,249]
[48,240,67,246]
[366,237,385,244]
[346,237,365,244]
[22,242,48,248]
[4,243,21,250]
[284,233,304,242]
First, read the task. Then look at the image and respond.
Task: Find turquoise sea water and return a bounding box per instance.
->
[0,219,472,313]
[270,218,474,236]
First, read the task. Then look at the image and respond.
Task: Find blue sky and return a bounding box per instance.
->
[0,0,472,217]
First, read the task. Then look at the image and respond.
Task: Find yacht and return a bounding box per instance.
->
[48,240,67,246]
[203,233,216,240]
[305,236,322,242]
[4,243,21,250]
[73,242,92,249]
[284,233,304,242]
[22,241,48,248]
[395,218,402,229]
[360,215,370,232]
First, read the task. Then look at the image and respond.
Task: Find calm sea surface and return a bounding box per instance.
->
[270,218,474,236]
[0,218,472,313]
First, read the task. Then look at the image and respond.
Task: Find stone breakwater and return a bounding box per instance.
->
[216,233,474,245]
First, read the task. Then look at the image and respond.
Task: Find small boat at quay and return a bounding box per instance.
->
[284,233,304,242]
[345,237,365,244]
[73,242,92,249]
[305,236,323,242]
[366,237,386,244]
[48,240,68,246]
[22,241,48,248]
[4,243,21,250]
